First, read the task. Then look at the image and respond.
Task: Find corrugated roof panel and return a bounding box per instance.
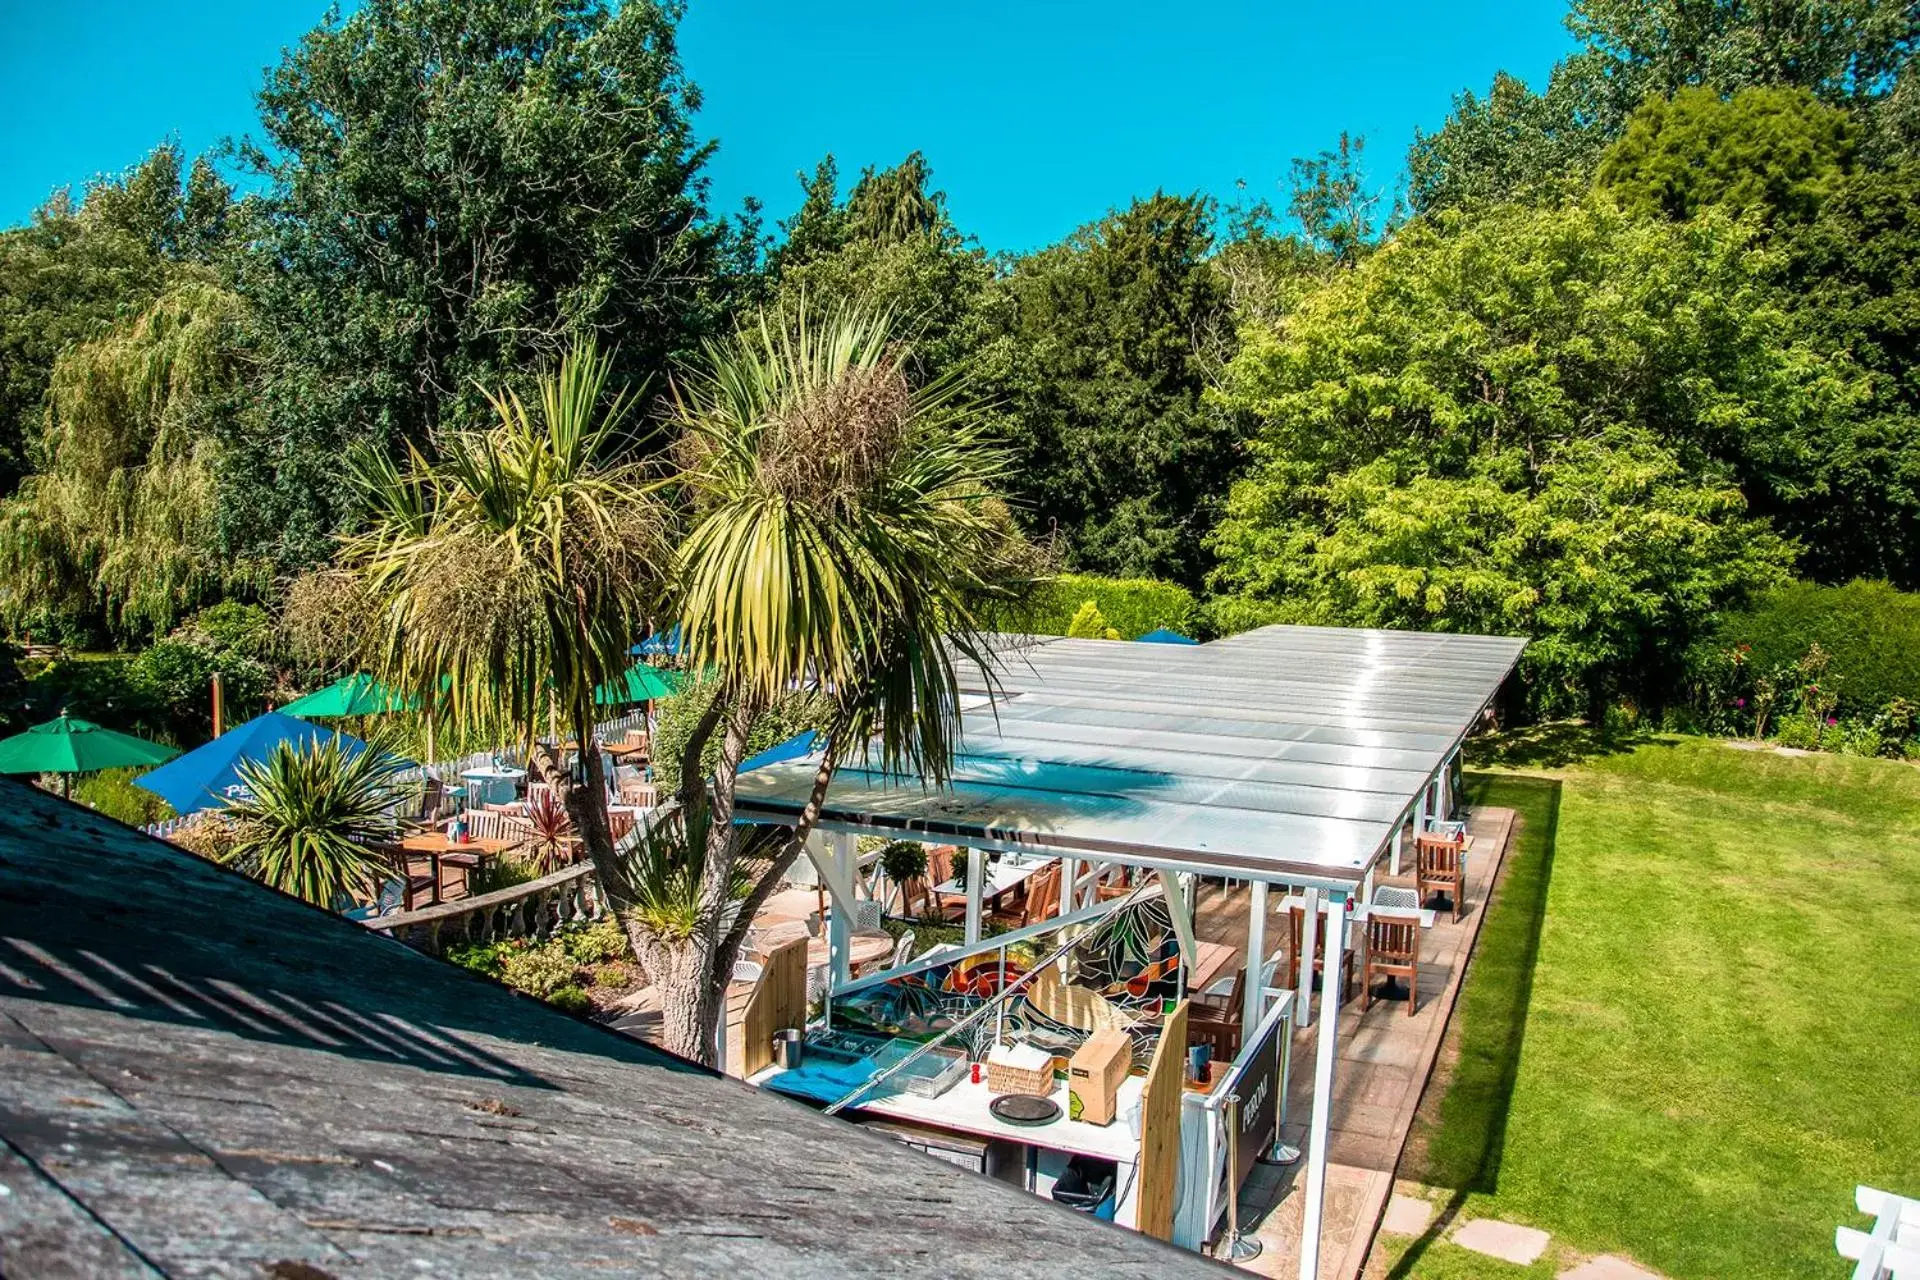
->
[737,624,1527,884]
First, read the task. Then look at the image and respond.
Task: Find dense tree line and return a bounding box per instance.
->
[6,0,1920,720]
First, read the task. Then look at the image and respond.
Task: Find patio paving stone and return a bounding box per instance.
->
[1453,1217,1551,1265]
[1379,1193,1433,1236]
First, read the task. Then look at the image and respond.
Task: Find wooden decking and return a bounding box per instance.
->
[1191,805,1518,1277]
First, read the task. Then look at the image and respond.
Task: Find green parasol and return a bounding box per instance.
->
[594,662,685,706]
[0,712,180,798]
[280,674,419,718]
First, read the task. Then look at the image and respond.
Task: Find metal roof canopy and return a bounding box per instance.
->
[734,624,1527,888]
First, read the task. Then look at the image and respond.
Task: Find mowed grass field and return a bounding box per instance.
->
[1388,737,1920,1279]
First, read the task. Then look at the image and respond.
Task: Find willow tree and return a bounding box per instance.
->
[0,278,265,638]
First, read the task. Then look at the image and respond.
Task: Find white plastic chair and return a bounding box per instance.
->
[889,930,916,969]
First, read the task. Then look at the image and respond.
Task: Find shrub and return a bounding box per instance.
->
[1774,712,1823,749]
[169,812,241,863]
[446,941,507,975]
[591,964,630,988]
[468,854,543,897]
[878,839,927,888]
[1002,573,1196,640]
[1065,600,1120,640]
[1837,720,1885,757]
[497,939,577,999]
[72,767,173,826]
[1200,594,1288,638]
[562,917,631,965]
[652,675,832,791]
[1712,580,1920,718]
[547,985,593,1015]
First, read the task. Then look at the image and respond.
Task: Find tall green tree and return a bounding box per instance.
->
[1596,86,1858,224]
[1785,162,1920,584]
[761,153,1005,386]
[232,0,735,569]
[997,193,1239,585]
[1287,133,1389,264]
[327,308,1026,1065]
[0,145,229,501]
[1408,68,1608,214]
[0,278,266,640]
[1211,199,1843,711]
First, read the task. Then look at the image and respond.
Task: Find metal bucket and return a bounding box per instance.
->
[773,1028,804,1070]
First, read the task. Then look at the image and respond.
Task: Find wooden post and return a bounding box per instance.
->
[211,673,224,737]
[1136,998,1190,1242]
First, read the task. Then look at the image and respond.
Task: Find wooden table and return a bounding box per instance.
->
[932,855,1057,913]
[807,933,895,975]
[1186,939,1238,998]
[397,834,515,905]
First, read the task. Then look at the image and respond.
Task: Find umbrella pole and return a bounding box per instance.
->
[61,773,71,800]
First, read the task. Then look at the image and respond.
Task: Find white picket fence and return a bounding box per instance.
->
[1840,1185,1920,1279]
[143,709,648,839]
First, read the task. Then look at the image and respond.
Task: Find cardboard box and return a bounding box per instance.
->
[1068,1028,1131,1125]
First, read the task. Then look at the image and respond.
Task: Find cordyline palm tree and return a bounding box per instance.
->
[644,304,1025,1059]
[331,313,1024,1065]
[329,342,673,900]
[223,734,409,908]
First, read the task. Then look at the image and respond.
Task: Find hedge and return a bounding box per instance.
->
[1003,574,1197,641]
[1710,579,1920,716]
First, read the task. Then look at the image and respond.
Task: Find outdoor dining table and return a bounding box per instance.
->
[931,853,1057,912]
[397,833,516,905]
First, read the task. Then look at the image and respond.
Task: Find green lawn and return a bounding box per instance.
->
[1394,736,1920,1280]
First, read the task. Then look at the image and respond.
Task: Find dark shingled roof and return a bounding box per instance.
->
[0,781,1222,1278]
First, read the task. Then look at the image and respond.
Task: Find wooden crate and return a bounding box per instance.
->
[985,1042,1053,1096]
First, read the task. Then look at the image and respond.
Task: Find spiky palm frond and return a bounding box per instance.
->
[622,801,750,941]
[337,342,673,742]
[670,302,1022,782]
[223,735,407,908]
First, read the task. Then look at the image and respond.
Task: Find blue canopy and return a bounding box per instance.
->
[741,730,820,774]
[1137,628,1199,645]
[135,712,375,816]
[630,623,683,657]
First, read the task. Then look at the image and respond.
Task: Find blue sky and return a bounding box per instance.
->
[0,0,1575,252]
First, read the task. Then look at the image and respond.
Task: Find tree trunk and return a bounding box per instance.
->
[649,937,718,1068]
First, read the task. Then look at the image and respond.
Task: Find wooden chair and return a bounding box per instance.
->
[1415,832,1468,921]
[1285,902,1355,1005]
[900,845,967,922]
[989,861,1061,930]
[1361,911,1422,1017]
[377,845,439,913]
[1095,863,1136,901]
[1187,1008,1241,1064]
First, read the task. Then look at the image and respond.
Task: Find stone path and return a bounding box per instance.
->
[1375,1186,1670,1279]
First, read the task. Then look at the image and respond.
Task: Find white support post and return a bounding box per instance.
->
[1243,879,1268,1039]
[1294,886,1320,1027]
[1361,866,1375,908]
[1436,761,1452,824]
[964,845,985,945]
[827,831,854,989]
[1390,823,1404,876]
[1416,781,1431,835]
[1161,869,1202,974]
[1059,855,1080,917]
[1297,892,1347,1280]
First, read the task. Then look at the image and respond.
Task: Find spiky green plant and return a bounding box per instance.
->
[324,340,673,902]
[222,735,408,908]
[646,300,1030,1063]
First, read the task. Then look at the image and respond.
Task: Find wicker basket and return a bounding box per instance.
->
[985,1042,1054,1096]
